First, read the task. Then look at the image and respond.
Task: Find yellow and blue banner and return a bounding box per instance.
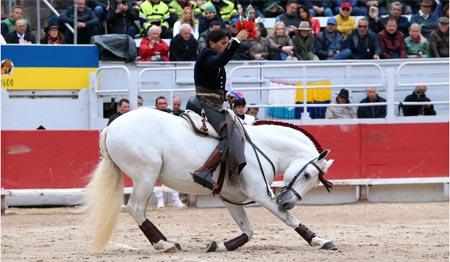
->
[1,45,98,90]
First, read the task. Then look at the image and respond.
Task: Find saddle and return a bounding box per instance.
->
[180,110,220,138]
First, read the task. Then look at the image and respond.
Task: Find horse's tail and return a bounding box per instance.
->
[84,127,124,250]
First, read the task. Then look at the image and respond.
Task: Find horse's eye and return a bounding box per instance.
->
[304,172,310,179]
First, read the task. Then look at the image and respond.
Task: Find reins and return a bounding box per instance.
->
[220,116,276,206]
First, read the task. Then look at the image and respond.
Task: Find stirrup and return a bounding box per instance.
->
[192,170,217,191]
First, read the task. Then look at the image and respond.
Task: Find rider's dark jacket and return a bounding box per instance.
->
[194,38,240,100]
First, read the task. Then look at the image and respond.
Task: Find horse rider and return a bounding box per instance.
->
[190,28,249,191]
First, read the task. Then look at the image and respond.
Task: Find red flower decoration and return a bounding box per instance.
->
[235,20,256,40]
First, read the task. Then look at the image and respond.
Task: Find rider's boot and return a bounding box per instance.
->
[192,148,223,190]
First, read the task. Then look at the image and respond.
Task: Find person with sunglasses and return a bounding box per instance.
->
[334,2,356,39]
[344,17,381,59]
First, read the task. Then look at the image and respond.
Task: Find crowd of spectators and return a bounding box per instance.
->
[1,0,448,61]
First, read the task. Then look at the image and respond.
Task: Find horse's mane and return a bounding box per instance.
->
[254,120,323,152]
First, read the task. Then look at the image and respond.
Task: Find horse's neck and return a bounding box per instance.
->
[248,125,318,174]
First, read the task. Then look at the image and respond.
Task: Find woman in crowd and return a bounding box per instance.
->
[298,5,320,35]
[173,7,199,39]
[405,23,430,58]
[248,23,270,60]
[267,21,295,60]
[41,21,65,44]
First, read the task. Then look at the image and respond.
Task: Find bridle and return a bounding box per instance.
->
[277,157,333,202]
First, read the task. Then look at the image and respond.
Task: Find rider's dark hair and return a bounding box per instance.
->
[118,98,129,106]
[206,29,230,48]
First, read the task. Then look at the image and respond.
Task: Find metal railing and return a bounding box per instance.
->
[228,62,384,120]
[90,60,449,128]
[137,66,196,107]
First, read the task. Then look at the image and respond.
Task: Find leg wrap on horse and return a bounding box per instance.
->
[139,219,167,244]
[295,223,317,245]
[224,233,249,251]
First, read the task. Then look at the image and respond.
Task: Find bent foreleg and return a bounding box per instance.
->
[207,203,254,252]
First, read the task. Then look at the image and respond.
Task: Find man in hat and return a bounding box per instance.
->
[429,17,449,57]
[292,21,317,60]
[202,0,238,25]
[316,17,351,60]
[198,4,224,34]
[325,88,356,119]
[410,0,439,38]
[334,2,356,39]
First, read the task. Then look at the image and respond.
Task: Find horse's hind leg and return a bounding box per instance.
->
[206,203,254,252]
[126,174,180,252]
[256,196,337,250]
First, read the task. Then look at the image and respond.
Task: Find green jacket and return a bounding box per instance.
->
[1,17,30,35]
[140,0,170,30]
[405,36,430,58]
[292,33,316,60]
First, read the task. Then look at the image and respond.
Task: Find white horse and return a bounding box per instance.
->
[85,108,336,253]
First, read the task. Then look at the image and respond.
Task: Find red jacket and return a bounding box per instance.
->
[139,37,170,61]
[377,30,406,59]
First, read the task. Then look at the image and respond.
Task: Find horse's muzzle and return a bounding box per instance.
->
[276,190,300,210]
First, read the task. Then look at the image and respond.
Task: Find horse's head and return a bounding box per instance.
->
[276,150,334,210]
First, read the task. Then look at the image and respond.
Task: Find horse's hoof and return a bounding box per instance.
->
[174,242,182,251]
[168,240,182,251]
[206,241,217,253]
[164,246,178,253]
[321,241,337,250]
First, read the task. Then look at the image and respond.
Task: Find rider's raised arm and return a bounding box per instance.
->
[202,38,240,70]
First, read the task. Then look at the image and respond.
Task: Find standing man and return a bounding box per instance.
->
[107,98,130,125]
[190,28,248,191]
[154,95,185,208]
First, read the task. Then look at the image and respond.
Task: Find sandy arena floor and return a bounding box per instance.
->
[1,202,448,261]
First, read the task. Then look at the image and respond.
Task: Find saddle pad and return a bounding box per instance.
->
[181,110,220,138]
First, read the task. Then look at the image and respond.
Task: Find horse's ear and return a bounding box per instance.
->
[317,149,330,161]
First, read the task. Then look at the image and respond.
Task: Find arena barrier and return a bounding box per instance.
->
[2,122,448,207]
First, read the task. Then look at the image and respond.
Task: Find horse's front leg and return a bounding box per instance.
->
[206,202,254,252]
[255,196,337,250]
